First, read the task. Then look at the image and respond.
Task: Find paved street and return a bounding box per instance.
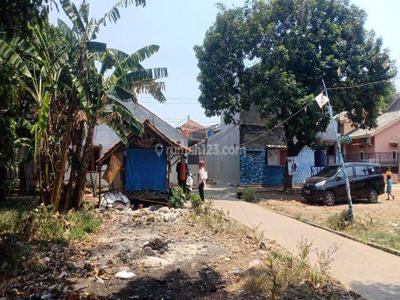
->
[207,186,400,300]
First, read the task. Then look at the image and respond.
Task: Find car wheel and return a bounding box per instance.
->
[324,191,336,206]
[367,189,378,203]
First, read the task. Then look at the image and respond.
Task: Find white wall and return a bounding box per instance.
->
[204,124,240,185]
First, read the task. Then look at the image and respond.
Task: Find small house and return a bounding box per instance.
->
[340,94,400,181]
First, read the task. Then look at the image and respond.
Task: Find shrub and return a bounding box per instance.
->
[243,240,337,299]
[326,210,350,231]
[67,209,102,240]
[190,193,202,210]
[29,204,65,241]
[242,187,257,202]
[0,199,35,236]
[169,187,185,208]
[26,204,102,241]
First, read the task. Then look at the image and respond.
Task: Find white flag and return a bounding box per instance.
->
[315,92,329,108]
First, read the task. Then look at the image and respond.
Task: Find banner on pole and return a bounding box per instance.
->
[287,156,297,176]
[315,92,329,108]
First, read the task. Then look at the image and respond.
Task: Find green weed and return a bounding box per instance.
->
[242,187,258,202]
[169,187,185,208]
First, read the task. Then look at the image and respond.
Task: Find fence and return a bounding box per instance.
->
[343,152,399,166]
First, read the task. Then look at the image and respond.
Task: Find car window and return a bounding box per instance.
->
[339,166,354,178]
[316,166,340,177]
[354,165,369,177]
[367,166,377,175]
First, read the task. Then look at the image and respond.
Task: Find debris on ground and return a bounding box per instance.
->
[99,192,130,209]
[115,270,136,279]
[0,201,365,299]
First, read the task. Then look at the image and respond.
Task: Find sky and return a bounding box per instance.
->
[49,0,400,128]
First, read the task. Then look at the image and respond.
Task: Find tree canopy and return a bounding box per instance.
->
[195,0,396,157]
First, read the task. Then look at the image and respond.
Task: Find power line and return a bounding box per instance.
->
[240,100,315,147]
[326,75,400,90]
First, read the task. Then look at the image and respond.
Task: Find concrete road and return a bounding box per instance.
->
[207,186,400,300]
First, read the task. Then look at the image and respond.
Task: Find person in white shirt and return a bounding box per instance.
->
[198,160,207,201]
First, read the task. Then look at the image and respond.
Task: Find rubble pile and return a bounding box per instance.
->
[99,205,188,225]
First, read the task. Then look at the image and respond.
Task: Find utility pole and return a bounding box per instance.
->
[322,79,354,222]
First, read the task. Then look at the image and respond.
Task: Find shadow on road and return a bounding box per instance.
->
[350,281,400,300]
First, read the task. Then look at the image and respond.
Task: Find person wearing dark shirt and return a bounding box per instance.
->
[176,156,188,192]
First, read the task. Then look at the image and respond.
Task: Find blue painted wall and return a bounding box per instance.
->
[240,148,266,185]
[240,148,284,186]
[264,166,285,186]
[239,146,326,186]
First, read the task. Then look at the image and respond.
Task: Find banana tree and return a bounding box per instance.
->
[0,0,167,210]
[0,25,70,199]
[56,0,168,210]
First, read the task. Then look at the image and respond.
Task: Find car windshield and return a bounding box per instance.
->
[316,166,340,177]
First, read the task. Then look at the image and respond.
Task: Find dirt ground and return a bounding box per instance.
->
[257,184,400,249]
[0,205,274,299]
[0,202,362,299]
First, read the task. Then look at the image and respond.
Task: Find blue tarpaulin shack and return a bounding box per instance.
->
[96,120,190,204]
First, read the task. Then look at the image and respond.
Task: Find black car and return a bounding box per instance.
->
[302,163,385,206]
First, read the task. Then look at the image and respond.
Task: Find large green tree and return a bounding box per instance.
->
[195,0,396,187]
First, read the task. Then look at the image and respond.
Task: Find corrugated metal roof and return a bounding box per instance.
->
[349,96,400,138]
[97,119,190,165]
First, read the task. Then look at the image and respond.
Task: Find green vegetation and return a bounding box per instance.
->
[0,199,101,241]
[169,187,186,208]
[324,210,400,250]
[340,220,400,251]
[190,193,202,210]
[243,239,338,299]
[0,199,102,275]
[242,187,258,202]
[326,210,351,231]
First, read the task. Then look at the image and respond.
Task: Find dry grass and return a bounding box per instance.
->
[258,187,400,251]
[241,239,343,299]
[189,200,264,243]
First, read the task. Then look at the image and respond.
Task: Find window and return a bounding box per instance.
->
[267,149,280,166]
[367,166,377,175]
[354,165,368,177]
[338,166,354,178]
[360,151,364,161]
[188,154,199,165]
[316,165,340,177]
[392,151,397,161]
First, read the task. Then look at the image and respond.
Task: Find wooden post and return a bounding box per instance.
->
[167,147,171,190]
[97,165,101,207]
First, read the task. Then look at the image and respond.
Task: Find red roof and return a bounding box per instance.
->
[181,119,205,131]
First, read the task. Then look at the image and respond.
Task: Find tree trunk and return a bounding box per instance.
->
[50,122,72,210]
[71,121,95,209]
[59,122,84,211]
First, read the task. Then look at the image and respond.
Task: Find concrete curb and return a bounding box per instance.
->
[269,208,400,257]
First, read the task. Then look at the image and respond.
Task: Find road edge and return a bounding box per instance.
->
[267,207,400,257]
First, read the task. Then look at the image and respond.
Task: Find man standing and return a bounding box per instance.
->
[176,156,188,192]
